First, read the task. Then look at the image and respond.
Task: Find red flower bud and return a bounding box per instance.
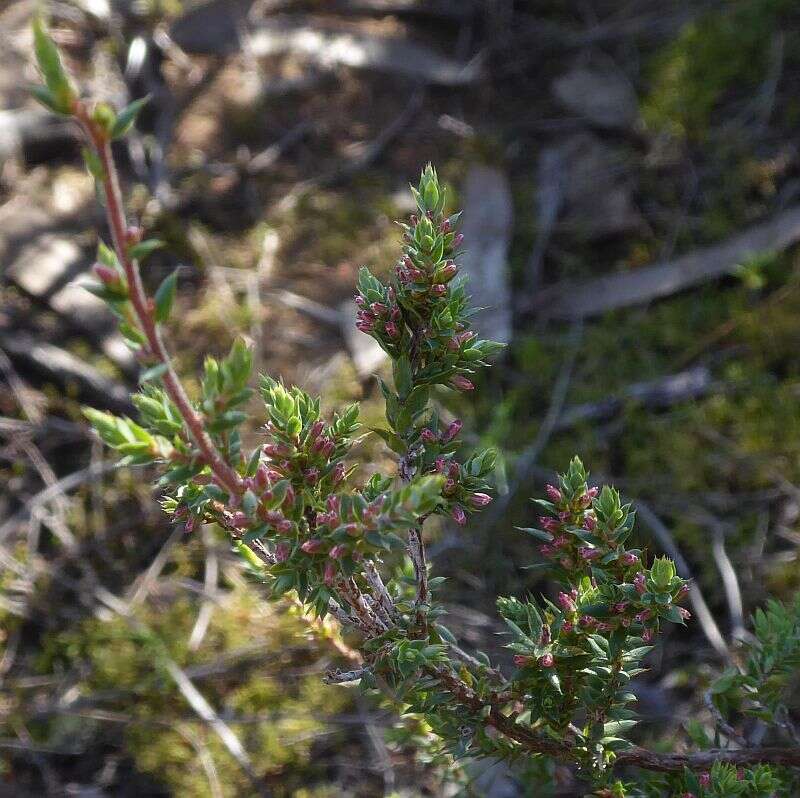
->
[635,610,653,623]
[434,456,446,472]
[184,515,196,534]
[385,321,400,339]
[539,516,560,533]
[545,484,562,502]
[231,512,248,528]
[620,552,638,566]
[329,544,348,560]
[324,559,337,586]
[538,653,554,668]
[275,542,290,562]
[354,295,366,307]
[370,302,388,317]
[452,233,464,248]
[327,495,340,514]
[558,592,576,612]
[440,219,451,233]
[674,584,690,603]
[421,428,438,444]
[451,505,467,526]
[437,261,458,282]
[308,420,325,441]
[276,518,293,534]
[304,467,319,485]
[579,615,595,628]
[633,573,647,595]
[332,462,346,485]
[513,654,532,668]
[254,463,271,490]
[678,607,691,620]
[469,492,492,508]
[442,419,463,443]
[539,544,555,558]
[93,263,120,285]
[699,774,711,788]
[583,514,596,531]
[578,546,602,561]
[263,443,290,458]
[561,621,574,633]
[613,602,629,614]
[301,538,323,554]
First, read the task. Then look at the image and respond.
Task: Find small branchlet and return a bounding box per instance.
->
[31,18,800,797]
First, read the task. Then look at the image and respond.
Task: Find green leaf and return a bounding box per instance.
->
[139,362,169,384]
[111,95,150,139]
[154,269,178,323]
[129,239,164,262]
[29,85,60,113]
[82,147,105,180]
[369,426,407,455]
[32,16,75,114]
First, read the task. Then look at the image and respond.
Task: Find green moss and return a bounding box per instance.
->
[642,0,794,138]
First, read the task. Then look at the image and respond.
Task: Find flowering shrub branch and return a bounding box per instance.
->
[31,18,800,796]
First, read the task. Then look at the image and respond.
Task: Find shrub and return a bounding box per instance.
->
[31,18,800,796]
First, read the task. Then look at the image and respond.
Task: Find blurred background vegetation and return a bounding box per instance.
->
[1,0,799,795]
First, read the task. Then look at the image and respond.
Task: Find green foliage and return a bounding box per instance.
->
[642,0,794,137]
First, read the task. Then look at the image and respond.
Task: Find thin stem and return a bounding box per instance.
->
[76,108,241,497]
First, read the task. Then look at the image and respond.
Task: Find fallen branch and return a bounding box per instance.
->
[529,205,800,319]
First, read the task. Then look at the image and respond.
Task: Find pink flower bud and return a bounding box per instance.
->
[635,610,653,623]
[125,225,143,245]
[578,546,602,561]
[387,286,396,302]
[437,261,458,282]
[304,467,319,485]
[421,428,438,444]
[558,592,576,613]
[276,518,293,534]
[612,602,628,614]
[275,542,290,562]
[559,510,571,522]
[469,493,492,508]
[322,440,335,459]
[385,321,400,339]
[301,538,323,554]
[329,544,347,560]
[553,535,569,549]
[356,321,373,333]
[451,505,467,526]
[332,462,346,485]
[312,436,327,453]
[254,463,271,490]
[343,523,361,537]
[633,573,647,595]
[442,419,463,443]
[327,495,340,514]
[443,478,456,495]
[682,793,696,798]
[699,773,711,788]
[539,516,560,533]
[736,769,745,781]
[452,233,464,248]
[324,560,337,586]
[354,295,366,307]
[674,584,690,603]
[539,544,555,558]
[283,485,295,508]
[579,615,595,628]
[440,219,451,233]
[308,419,325,441]
[587,487,599,499]
[447,461,460,479]
[678,607,691,620]
[513,654,532,667]
[620,552,638,566]
[447,336,460,352]
[231,512,248,528]
[538,653,554,668]
[583,514,596,531]
[370,302,388,317]
[434,456,446,472]
[561,621,574,634]
[545,484,562,502]
[184,515,196,534]
[93,263,120,285]
[431,284,447,297]
[409,215,418,227]
[263,443,290,458]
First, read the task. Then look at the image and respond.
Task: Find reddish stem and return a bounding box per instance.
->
[77,108,241,496]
